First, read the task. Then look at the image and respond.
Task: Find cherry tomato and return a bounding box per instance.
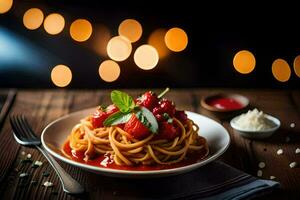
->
[123,114,150,140]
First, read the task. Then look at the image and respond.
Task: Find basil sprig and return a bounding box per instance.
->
[111,90,135,113]
[103,90,158,134]
[103,111,132,126]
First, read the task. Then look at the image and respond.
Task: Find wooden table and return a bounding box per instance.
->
[0,89,299,199]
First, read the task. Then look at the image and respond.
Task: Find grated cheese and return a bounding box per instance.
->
[19,173,29,178]
[289,162,297,168]
[43,181,53,187]
[34,161,43,166]
[258,162,266,169]
[233,109,277,131]
[257,170,263,177]
[277,149,283,155]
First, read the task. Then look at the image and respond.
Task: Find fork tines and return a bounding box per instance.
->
[10,115,39,143]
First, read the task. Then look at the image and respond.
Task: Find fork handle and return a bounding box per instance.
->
[36,145,85,194]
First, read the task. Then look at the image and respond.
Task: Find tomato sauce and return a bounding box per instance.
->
[207,97,244,111]
[63,141,208,170]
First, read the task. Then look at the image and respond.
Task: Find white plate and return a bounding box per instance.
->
[41,108,230,178]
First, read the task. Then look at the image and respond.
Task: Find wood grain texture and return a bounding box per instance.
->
[0,89,299,200]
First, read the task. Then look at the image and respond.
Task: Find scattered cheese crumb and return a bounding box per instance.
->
[257,170,263,177]
[43,181,53,187]
[21,151,26,156]
[290,123,296,128]
[258,162,266,169]
[289,162,297,168]
[19,173,28,178]
[295,148,300,154]
[26,154,32,159]
[277,149,283,155]
[34,161,43,166]
[270,176,276,180]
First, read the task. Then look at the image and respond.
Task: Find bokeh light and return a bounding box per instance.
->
[165,27,188,52]
[134,44,159,70]
[70,19,92,42]
[0,0,13,14]
[91,24,111,57]
[23,8,44,30]
[43,13,65,35]
[272,58,291,82]
[107,36,132,61]
[99,60,120,82]
[51,64,72,87]
[233,50,256,74]
[148,29,170,58]
[118,19,142,43]
[293,55,300,78]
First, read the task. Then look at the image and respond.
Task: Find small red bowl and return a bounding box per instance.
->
[201,93,249,112]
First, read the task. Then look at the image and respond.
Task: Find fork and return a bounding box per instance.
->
[10,115,84,194]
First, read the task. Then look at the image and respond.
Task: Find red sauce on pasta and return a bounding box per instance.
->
[63,141,208,170]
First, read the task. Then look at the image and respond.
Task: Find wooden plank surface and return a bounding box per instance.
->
[0,89,299,200]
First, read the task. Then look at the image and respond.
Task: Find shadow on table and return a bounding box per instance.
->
[68,161,281,200]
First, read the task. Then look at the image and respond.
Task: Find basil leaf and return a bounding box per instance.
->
[103,111,132,126]
[111,90,135,113]
[136,107,158,133]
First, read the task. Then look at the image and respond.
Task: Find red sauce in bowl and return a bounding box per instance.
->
[206,97,244,111]
[62,141,208,171]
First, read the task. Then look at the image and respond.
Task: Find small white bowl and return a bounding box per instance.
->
[230,114,281,139]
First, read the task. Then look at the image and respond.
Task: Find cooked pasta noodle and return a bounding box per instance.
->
[63,116,209,165]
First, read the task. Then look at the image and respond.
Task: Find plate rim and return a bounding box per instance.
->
[41,108,230,175]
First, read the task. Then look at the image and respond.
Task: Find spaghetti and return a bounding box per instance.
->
[63,116,209,166]
[63,89,209,167]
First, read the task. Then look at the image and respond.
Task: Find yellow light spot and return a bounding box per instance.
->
[107,36,132,61]
[99,60,120,82]
[23,8,44,30]
[0,0,13,14]
[91,24,111,57]
[134,44,159,70]
[293,55,300,78]
[148,29,170,58]
[118,19,142,43]
[233,50,256,74]
[272,58,291,82]
[70,19,93,42]
[165,27,188,52]
[43,13,65,35]
[51,65,72,87]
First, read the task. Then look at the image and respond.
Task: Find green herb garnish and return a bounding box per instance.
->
[103,111,132,126]
[104,90,159,134]
[111,90,135,113]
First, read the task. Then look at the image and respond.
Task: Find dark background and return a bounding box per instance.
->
[0,0,299,89]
